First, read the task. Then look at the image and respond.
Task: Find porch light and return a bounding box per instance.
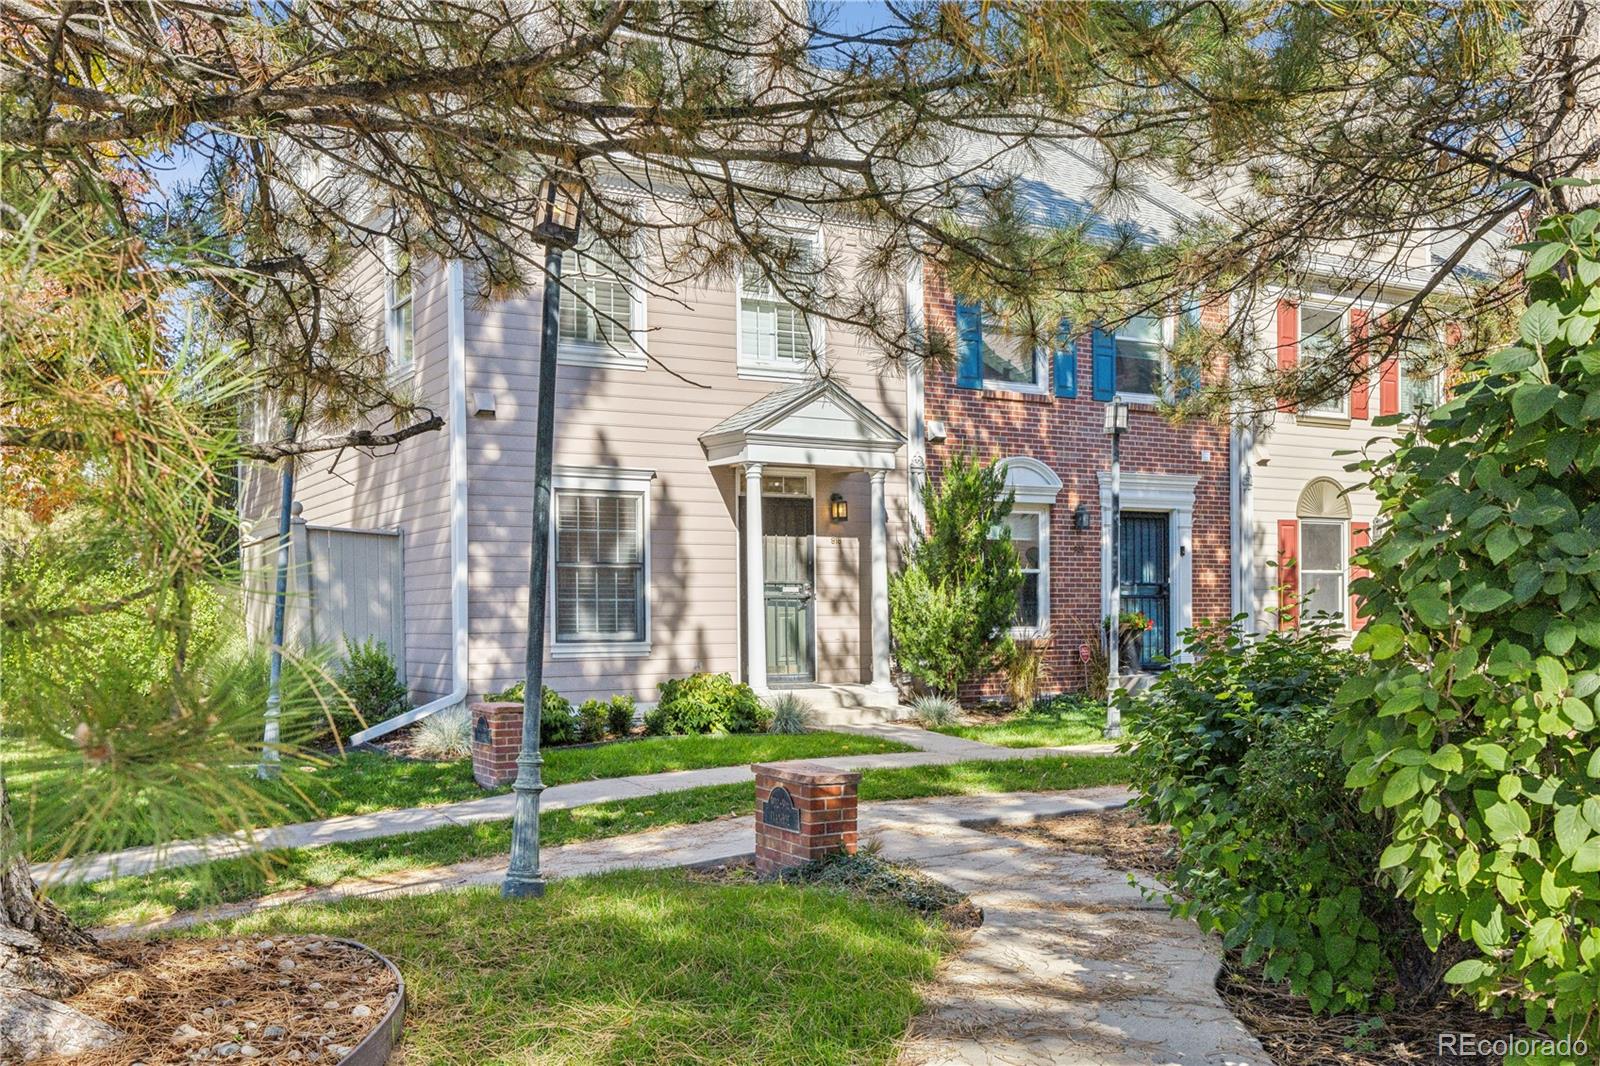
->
[1073,502,1092,530]
[829,493,849,523]
[534,172,585,249]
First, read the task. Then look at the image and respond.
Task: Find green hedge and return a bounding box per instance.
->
[645,673,771,735]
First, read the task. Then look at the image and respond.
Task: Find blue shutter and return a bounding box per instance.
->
[955,299,983,389]
[1090,326,1116,401]
[1052,320,1077,398]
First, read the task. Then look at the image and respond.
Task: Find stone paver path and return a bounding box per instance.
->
[36,724,1116,886]
[874,813,1273,1066]
[96,784,1271,1066]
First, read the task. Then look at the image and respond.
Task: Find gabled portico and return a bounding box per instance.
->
[700,378,905,693]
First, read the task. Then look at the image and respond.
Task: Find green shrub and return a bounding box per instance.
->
[645,673,771,735]
[479,681,578,747]
[1335,210,1600,1052]
[334,638,409,736]
[605,694,636,736]
[576,698,609,743]
[889,453,1022,695]
[766,692,816,734]
[1127,619,1403,1013]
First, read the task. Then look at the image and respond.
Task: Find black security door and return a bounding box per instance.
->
[1120,512,1171,668]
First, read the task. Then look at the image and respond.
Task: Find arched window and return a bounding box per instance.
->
[1296,478,1351,625]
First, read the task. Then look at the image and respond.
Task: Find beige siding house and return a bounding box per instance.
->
[246,225,913,729]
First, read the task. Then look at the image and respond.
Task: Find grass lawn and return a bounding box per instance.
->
[193,868,948,1065]
[53,755,1129,928]
[931,699,1112,749]
[11,731,911,860]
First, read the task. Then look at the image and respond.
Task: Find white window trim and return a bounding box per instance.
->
[385,238,415,381]
[547,466,655,660]
[557,242,649,372]
[984,345,1049,395]
[1297,302,1351,419]
[1398,362,1444,416]
[735,227,827,381]
[1007,504,1051,639]
[1114,313,1173,405]
[1298,518,1350,630]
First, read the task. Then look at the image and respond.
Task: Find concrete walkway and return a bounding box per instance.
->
[36,724,1116,886]
[96,785,1273,1066]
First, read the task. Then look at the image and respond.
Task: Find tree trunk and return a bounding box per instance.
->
[0,775,121,1063]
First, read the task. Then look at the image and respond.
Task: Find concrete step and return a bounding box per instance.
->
[772,684,908,727]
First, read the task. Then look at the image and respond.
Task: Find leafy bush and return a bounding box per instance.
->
[766,692,816,734]
[411,706,471,759]
[576,699,609,743]
[645,672,771,735]
[334,638,409,736]
[605,694,636,736]
[910,693,959,728]
[889,453,1022,694]
[1128,620,1404,1012]
[1335,210,1600,1051]
[479,681,578,746]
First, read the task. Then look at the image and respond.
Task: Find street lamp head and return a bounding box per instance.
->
[534,173,585,249]
[1102,396,1129,434]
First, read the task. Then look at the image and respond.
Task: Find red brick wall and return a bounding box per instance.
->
[753,762,861,876]
[470,701,524,788]
[920,266,1233,697]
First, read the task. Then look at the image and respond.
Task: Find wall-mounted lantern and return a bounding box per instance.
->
[1073,502,1092,530]
[829,493,849,523]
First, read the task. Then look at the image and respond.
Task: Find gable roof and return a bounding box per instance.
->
[700,376,904,470]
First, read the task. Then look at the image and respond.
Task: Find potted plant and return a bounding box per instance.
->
[1116,610,1153,672]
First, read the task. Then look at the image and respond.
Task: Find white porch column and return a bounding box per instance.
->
[744,463,767,692]
[868,469,893,690]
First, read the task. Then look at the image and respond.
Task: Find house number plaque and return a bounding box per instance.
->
[762,785,801,831]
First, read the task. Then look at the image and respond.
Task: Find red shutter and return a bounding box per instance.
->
[1277,519,1300,630]
[1378,354,1400,416]
[1349,521,1371,630]
[1276,299,1298,413]
[1349,308,1370,419]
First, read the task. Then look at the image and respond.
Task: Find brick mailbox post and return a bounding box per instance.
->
[471,701,524,788]
[753,761,861,877]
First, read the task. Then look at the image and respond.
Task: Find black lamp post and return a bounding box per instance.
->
[1103,395,1128,740]
[504,173,585,900]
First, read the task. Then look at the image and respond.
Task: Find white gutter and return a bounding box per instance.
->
[351,258,470,744]
[903,256,928,536]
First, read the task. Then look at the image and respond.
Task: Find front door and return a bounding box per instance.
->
[1120,512,1171,668]
[741,493,816,684]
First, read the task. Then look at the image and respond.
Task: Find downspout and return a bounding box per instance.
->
[903,256,927,535]
[351,258,470,744]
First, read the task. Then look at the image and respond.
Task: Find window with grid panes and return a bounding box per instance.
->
[554,491,645,641]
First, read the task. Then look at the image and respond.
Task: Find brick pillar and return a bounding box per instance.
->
[471,701,524,788]
[753,761,861,877]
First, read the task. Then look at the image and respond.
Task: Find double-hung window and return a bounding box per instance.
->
[998,508,1051,636]
[558,242,645,368]
[386,246,414,377]
[1299,305,1348,416]
[738,232,820,376]
[553,477,650,651]
[1114,314,1165,398]
[1398,355,1442,415]
[1298,519,1348,625]
[981,314,1046,392]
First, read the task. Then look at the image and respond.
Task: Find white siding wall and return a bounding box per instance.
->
[241,249,456,702]
[464,228,909,704]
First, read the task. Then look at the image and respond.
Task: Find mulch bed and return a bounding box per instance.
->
[995,807,1535,1066]
[1216,961,1528,1066]
[690,854,983,931]
[39,936,398,1065]
[993,804,1179,879]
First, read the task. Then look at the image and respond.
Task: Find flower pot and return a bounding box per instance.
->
[1118,632,1144,673]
